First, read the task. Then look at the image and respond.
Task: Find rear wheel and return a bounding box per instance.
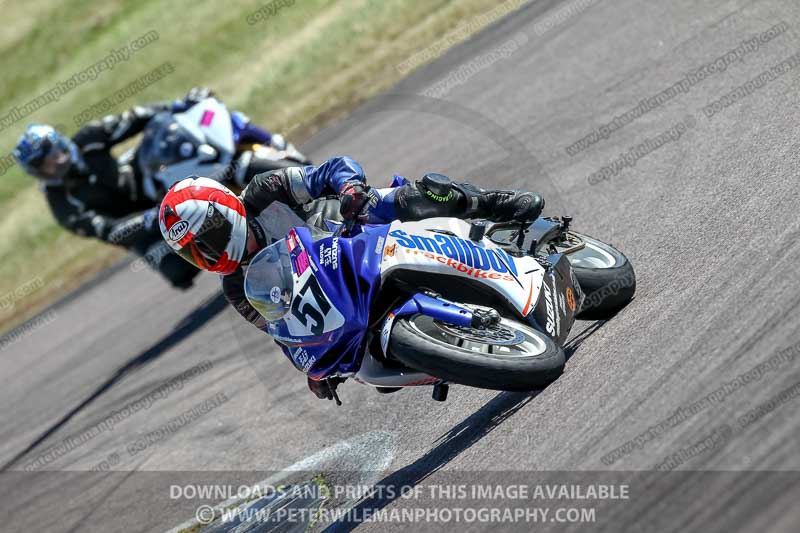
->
[387,307,565,391]
[559,233,636,320]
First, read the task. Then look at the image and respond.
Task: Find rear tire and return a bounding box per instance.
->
[388,313,565,391]
[565,234,636,320]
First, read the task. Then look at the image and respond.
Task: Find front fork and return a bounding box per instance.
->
[378,292,496,356]
[369,292,492,402]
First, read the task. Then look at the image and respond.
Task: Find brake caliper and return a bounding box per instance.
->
[470,308,501,329]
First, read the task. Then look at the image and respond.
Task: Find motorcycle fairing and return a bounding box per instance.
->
[259,217,579,380]
[173,97,236,155]
[266,225,389,379]
[353,351,440,388]
[530,253,581,345]
[380,218,546,319]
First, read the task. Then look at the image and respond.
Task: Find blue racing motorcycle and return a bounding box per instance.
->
[244,214,635,402]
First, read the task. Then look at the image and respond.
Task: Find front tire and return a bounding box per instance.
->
[564,233,636,320]
[387,312,565,391]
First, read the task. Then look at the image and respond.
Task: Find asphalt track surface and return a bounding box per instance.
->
[2,0,800,531]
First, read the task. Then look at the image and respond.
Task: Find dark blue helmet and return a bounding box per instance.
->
[13,125,79,181]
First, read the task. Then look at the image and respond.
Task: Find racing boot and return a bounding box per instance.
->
[454,182,545,223]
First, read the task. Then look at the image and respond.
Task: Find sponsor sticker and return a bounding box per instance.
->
[388,229,519,279]
[542,277,558,336]
[319,237,339,269]
[294,250,310,274]
[199,110,215,127]
[566,287,576,312]
[294,347,316,372]
[295,347,308,367]
[270,286,282,304]
[425,189,453,203]
[286,229,300,252]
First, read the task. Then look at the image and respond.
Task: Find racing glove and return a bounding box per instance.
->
[339,181,375,223]
[307,376,345,401]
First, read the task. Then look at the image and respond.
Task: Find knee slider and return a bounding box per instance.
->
[417,173,455,203]
[395,182,457,220]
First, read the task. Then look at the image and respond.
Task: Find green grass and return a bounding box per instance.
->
[0,0,524,331]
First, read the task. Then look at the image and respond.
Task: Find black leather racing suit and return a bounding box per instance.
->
[40,101,202,288]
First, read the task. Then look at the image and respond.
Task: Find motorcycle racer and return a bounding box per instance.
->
[12,88,292,289]
[159,156,545,395]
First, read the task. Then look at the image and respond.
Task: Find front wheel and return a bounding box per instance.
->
[387,310,565,391]
[560,233,636,320]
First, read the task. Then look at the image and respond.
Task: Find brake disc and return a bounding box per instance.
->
[433,321,525,345]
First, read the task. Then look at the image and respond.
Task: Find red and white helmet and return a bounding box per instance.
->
[159,177,248,275]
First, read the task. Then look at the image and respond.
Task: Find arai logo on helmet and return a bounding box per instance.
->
[168,220,190,242]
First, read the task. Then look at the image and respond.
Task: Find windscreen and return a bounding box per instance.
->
[244,239,294,322]
[137,112,203,184]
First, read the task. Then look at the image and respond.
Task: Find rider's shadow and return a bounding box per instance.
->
[323,389,540,533]
[564,319,608,360]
